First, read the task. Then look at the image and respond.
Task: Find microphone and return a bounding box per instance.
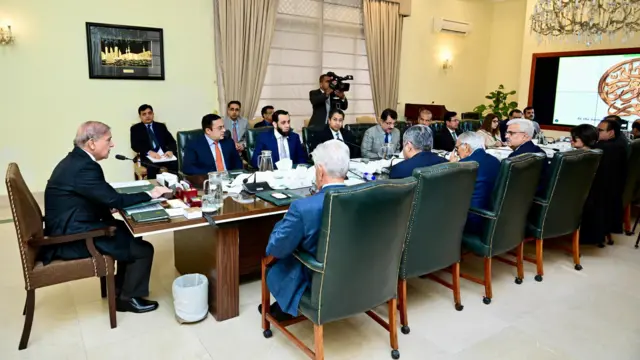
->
[242,172,257,184]
[241,171,273,194]
[115,154,180,176]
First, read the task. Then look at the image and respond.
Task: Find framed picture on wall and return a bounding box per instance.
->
[85,22,165,80]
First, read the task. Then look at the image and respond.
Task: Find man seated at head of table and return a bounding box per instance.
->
[260,140,349,320]
[251,109,308,169]
[449,131,501,233]
[361,108,401,159]
[42,121,171,313]
[182,114,243,175]
[389,125,446,179]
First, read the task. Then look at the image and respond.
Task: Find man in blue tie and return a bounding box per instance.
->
[389,125,446,178]
[251,110,307,169]
[361,108,401,159]
[260,140,349,319]
[129,104,178,178]
[182,114,243,175]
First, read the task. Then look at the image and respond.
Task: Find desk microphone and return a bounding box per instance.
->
[114,154,180,176]
[241,171,273,194]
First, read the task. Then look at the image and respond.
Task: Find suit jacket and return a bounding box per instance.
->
[40,147,151,264]
[508,140,549,194]
[251,130,307,168]
[266,184,345,315]
[311,125,361,158]
[434,127,463,152]
[253,120,273,128]
[182,135,243,175]
[460,149,501,233]
[224,116,249,144]
[499,120,509,142]
[130,121,177,156]
[389,151,447,179]
[361,125,401,159]
[308,89,349,128]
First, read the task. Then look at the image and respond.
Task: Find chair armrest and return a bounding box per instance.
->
[293,250,324,273]
[532,197,549,206]
[262,255,277,267]
[30,226,116,247]
[469,207,497,220]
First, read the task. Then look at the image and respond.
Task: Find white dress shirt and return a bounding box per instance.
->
[332,130,343,141]
[274,128,290,159]
[82,149,96,162]
[449,129,458,141]
[205,135,227,171]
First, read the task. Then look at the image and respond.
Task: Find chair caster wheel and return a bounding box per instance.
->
[574,264,583,271]
[482,297,491,305]
[263,329,272,338]
[625,231,634,236]
[607,239,614,245]
[515,277,523,285]
[391,349,400,359]
[455,303,464,311]
[635,244,639,249]
[401,326,410,335]
[534,274,543,282]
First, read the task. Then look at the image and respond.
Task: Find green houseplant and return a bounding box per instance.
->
[473,84,518,120]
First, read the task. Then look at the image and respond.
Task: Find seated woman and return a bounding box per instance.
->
[476,113,503,148]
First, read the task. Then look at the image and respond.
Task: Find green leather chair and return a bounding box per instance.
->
[246,127,273,163]
[395,121,410,144]
[461,153,546,304]
[525,149,602,279]
[429,121,444,134]
[261,179,417,360]
[302,126,323,157]
[344,123,376,147]
[459,120,481,132]
[176,129,204,175]
[622,139,640,235]
[398,162,478,335]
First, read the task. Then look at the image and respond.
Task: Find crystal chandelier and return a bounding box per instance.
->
[530,0,640,46]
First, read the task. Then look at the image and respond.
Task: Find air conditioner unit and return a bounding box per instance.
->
[433,18,472,35]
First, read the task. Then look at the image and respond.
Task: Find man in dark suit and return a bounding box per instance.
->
[182,114,243,175]
[130,104,178,178]
[390,125,446,179]
[254,105,275,128]
[251,110,307,169]
[308,74,348,128]
[309,109,360,158]
[506,119,549,193]
[499,109,523,142]
[42,121,170,313]
[450,131,501,233]
[260,140,348,319]
[434,112,462,151]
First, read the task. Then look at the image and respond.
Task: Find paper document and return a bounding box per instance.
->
[124,203,164,216]
[147,155,177,163]
[110,180,151,189]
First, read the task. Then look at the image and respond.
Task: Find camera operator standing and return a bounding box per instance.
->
[309,73,349,128]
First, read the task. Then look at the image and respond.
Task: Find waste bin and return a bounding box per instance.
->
[172,274,208,323]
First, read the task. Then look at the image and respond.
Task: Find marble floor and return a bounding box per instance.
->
[0,205,639,359]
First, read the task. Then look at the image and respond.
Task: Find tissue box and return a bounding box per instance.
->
[156,173,179,188]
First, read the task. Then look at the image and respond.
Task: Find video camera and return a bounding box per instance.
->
[326,72,353,93]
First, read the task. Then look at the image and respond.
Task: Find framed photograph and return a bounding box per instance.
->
[85,22,165,80]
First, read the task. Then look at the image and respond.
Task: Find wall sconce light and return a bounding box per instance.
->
[442,59,453,71]
[0,20,15,45]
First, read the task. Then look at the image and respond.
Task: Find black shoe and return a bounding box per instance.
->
[258,302,295,322]
[116,297,159,313]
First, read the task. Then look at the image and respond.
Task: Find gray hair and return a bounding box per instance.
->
[311,139,350,178]
[74,121,111,147]
[458,131,485,151]
[402,125,433,151]
[506,119,535,137]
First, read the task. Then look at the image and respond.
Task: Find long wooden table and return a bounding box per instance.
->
[120,180,296,321]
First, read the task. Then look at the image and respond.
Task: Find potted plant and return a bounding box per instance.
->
[473,85,518,120]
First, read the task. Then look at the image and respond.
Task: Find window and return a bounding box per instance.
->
[257,0,375,130]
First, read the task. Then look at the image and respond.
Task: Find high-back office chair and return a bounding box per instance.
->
[246,127,273,163]
[302,127,323,157]
[460,153,546,304]
[5,163,118,350]
[176,129,204,175]
[524,149,602,279]
[398,162,478,334]
[622,140,640,235]
[344,123,376,147]
[261,179,417,360]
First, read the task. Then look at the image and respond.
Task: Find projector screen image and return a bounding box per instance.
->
[553,54,640,127]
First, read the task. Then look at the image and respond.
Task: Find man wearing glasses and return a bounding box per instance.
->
[361,108,401,159]
[505,119,549,191]
[182,114,243,175]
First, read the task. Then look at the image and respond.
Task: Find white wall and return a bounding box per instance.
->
[0,0,219,195]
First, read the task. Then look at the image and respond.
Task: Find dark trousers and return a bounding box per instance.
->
[115,238,154,299]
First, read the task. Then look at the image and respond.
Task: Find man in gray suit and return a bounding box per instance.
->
[223,100,248,152]
[361,108,401,159]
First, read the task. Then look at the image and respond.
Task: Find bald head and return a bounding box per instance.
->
[74,121,114,160]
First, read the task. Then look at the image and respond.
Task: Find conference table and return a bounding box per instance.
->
[119,175,303,322]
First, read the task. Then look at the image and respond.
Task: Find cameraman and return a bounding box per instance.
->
[309,74,348,128]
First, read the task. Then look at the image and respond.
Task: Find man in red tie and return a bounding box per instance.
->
[182,114,243,175]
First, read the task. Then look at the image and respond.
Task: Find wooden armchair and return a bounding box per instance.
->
[5,163,118,350]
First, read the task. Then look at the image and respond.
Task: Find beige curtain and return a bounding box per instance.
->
[213,0,279,119]
[362,0,404,116]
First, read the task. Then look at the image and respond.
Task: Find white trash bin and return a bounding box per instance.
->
[172,273,208,323]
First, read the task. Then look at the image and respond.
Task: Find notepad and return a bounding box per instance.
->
[132,209,170,223]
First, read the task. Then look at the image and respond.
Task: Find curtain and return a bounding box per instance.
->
[213,0,279,119]
[362,0,404,116]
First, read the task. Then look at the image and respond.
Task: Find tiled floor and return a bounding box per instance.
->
[1,215,639,359]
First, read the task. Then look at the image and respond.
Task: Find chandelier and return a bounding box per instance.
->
[530,0,640,46]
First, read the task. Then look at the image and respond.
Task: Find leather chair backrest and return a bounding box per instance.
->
[302,127,323,156]
[459,120,481,132]
[462,112,480,120]
[5,163,43,277]
[344,123,376,147]
[429,121,444,133]
[395,121,410,145]
[484,153,545,256]
[177,129,204,174]
[246,127,273,161]
[400,162,478,279]
[309,178,417,324]
[531,149,602,239]
[622,139,640,206]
